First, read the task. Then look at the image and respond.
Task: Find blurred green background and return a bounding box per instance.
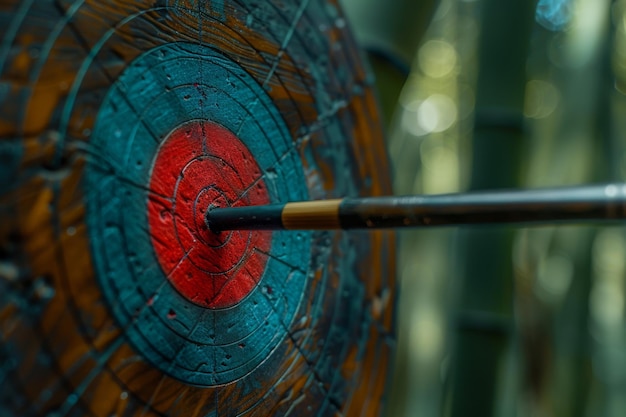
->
[341,0,626,416]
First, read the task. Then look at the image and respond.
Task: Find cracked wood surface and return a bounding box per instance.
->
[0,1,395,416]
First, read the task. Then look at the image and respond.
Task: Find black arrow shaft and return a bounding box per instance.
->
[205,184,626,231]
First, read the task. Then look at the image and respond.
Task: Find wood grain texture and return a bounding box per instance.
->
[0,1,396,416]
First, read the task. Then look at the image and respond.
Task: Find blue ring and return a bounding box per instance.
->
[86,42,311,386]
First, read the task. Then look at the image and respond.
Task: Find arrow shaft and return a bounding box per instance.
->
[205,184,626,231]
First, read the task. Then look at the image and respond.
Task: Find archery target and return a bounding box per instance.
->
[0,1,396,416]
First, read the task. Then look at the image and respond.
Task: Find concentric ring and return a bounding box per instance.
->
[147,119,271,308]
[86,42,311,386]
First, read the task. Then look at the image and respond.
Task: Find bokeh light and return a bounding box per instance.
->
[384,0,626,415]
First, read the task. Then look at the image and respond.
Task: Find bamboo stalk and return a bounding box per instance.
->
[447,1,536,416]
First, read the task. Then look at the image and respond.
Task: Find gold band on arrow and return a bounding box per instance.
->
[282,200,342,230]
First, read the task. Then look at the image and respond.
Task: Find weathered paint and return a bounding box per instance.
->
[85,41,312,386]
[148,120,272,309]
[0,0,396,415]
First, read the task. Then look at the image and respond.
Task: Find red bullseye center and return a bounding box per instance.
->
[193,187,231,247]
[147,121,271,309]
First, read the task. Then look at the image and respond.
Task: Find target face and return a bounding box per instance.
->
[0,1,395,416]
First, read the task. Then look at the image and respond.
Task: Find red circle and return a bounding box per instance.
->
[147,120,271,309]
